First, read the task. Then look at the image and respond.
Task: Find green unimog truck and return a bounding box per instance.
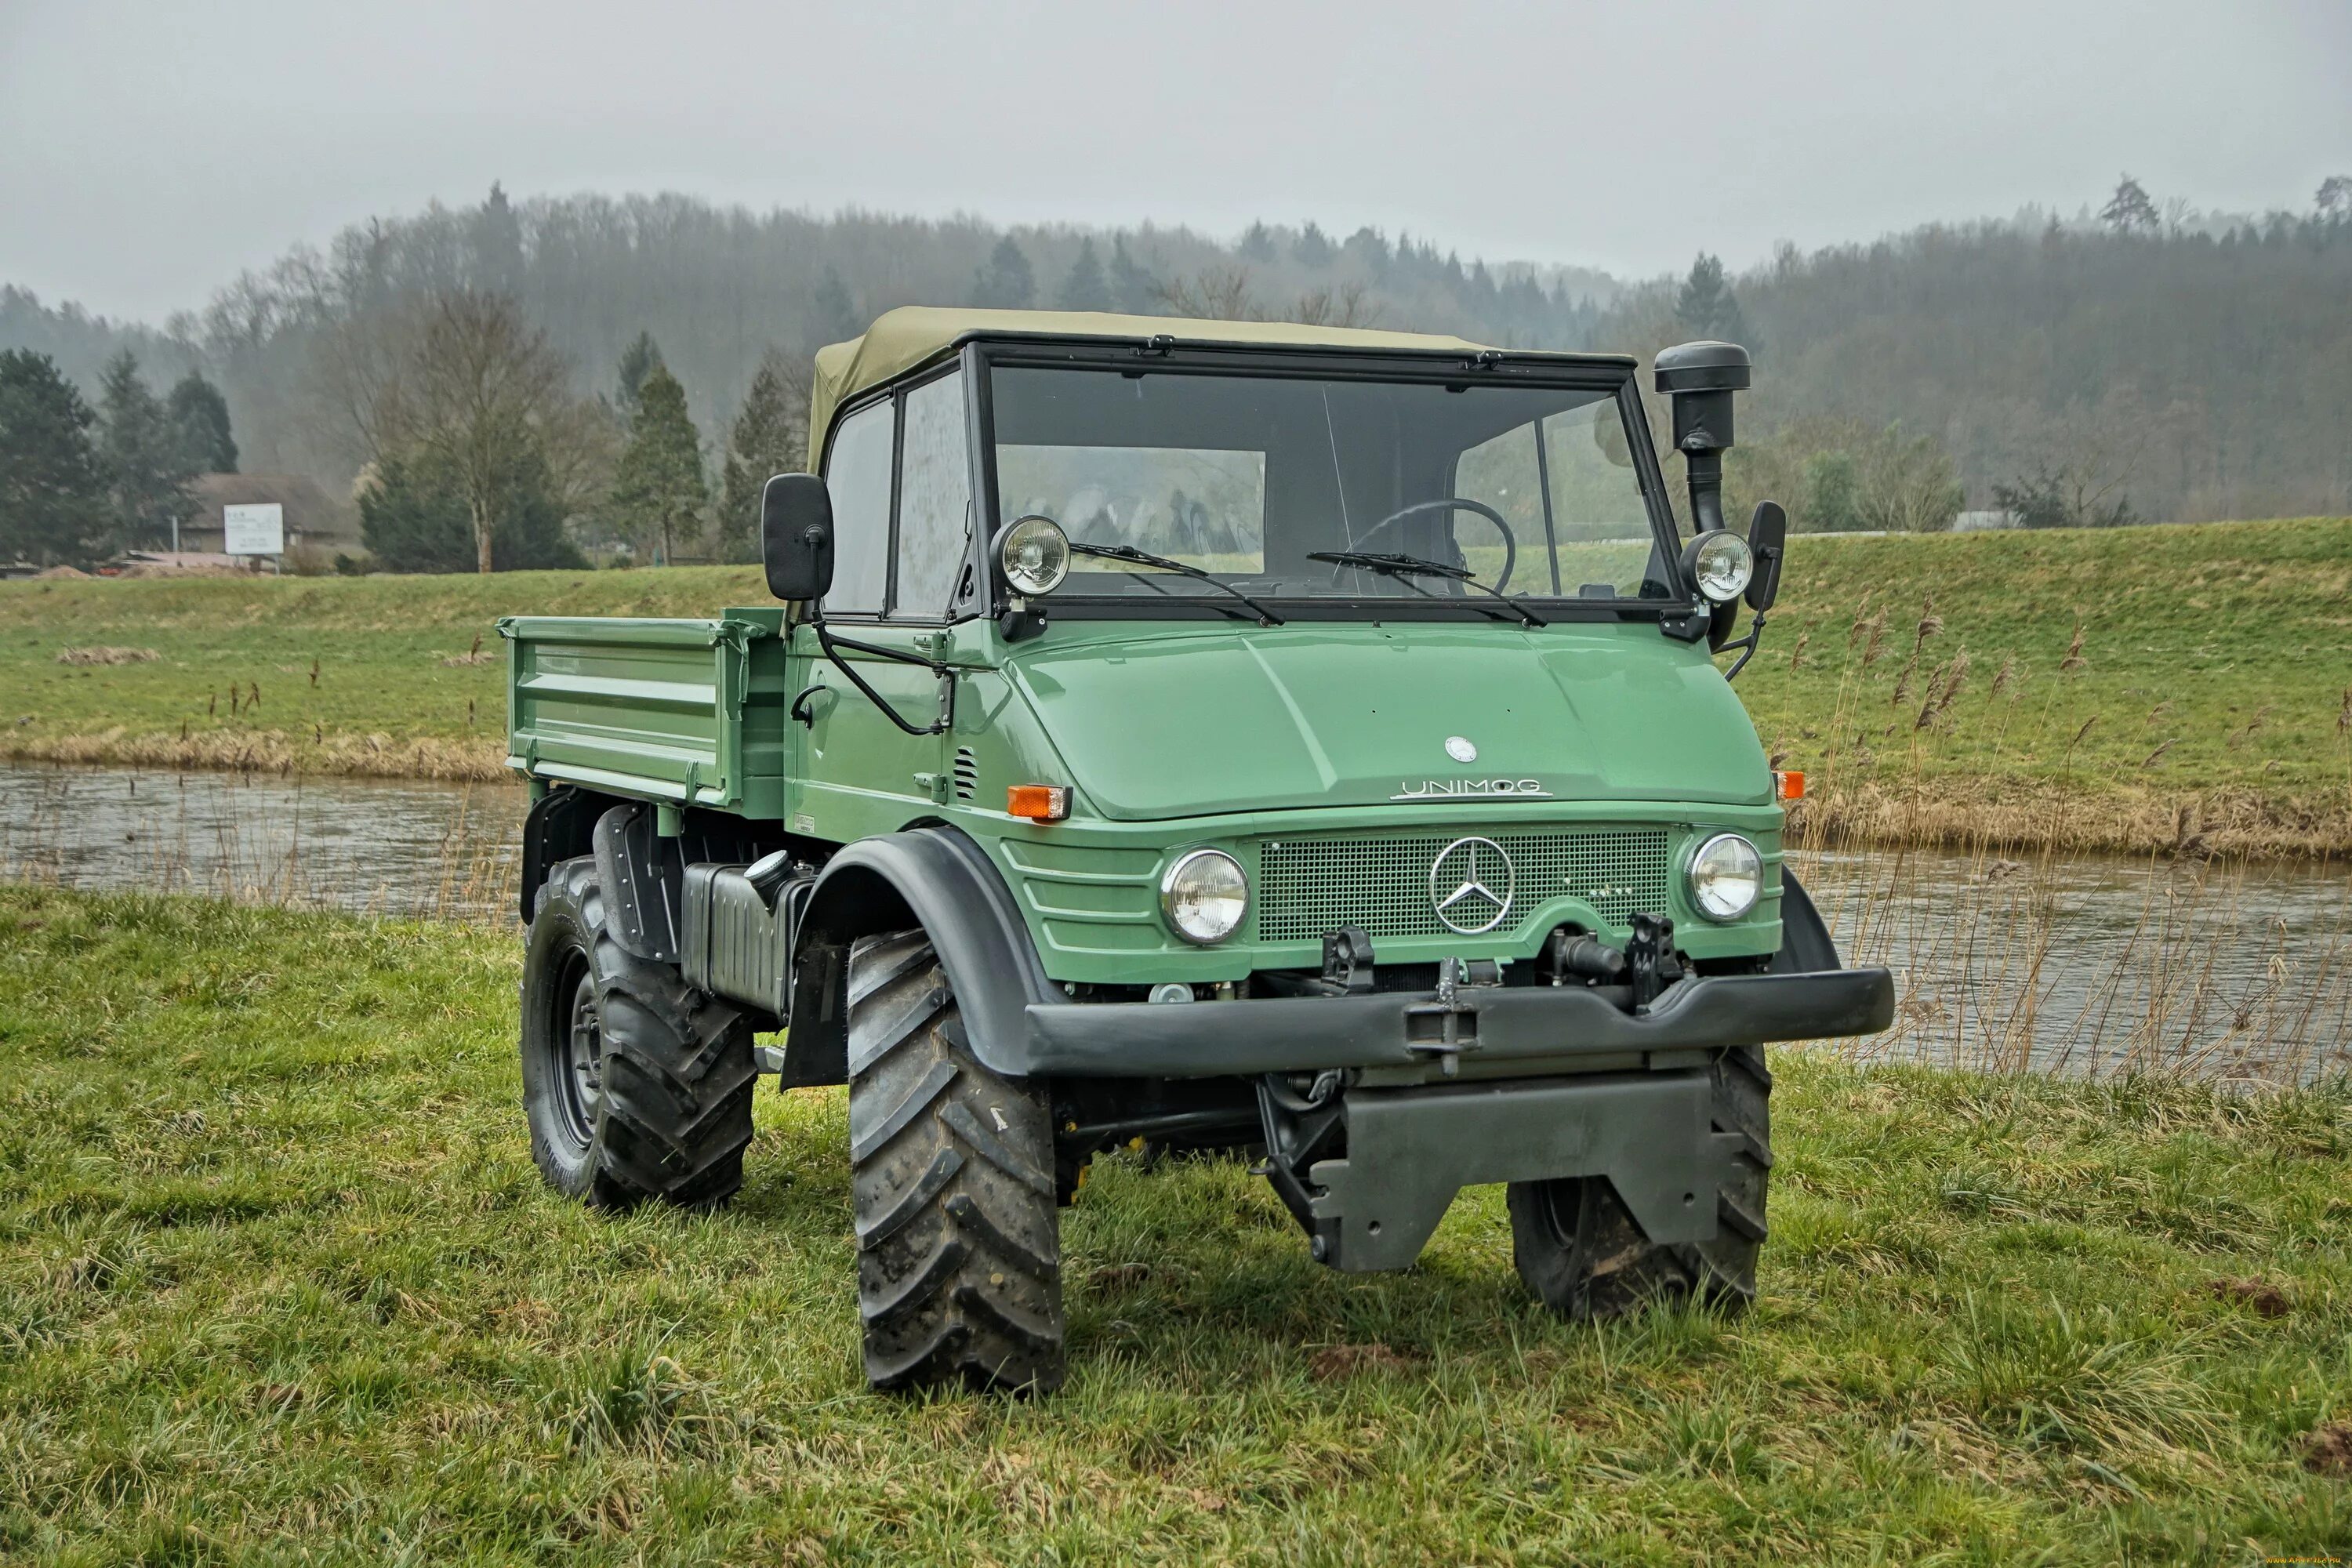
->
[501,306,1893,1394]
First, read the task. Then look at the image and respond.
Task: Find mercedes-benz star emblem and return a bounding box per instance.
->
[1429,836,1515,935]
[1445,735,1478,763]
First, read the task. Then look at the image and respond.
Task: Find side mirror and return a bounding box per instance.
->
[760,474,833,602]
[1745,499,1785,612]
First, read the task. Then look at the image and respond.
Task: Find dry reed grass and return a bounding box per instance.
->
[0,728,510,782]
[53,646,158,666]
[1787,781,2352,860]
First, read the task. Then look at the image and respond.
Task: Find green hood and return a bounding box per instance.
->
[1005,623,1769,822]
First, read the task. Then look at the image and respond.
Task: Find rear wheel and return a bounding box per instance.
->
[848,928,1065,1394]
[521,858,757,1209]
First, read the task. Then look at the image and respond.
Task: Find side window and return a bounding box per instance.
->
[893,371,973,618]
[1454,400,1667,600]
[823,399,893,615]
[1454,423,1546,591]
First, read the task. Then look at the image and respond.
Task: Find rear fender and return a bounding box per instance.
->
[787,827,1059,1084]
[521,785,619,924]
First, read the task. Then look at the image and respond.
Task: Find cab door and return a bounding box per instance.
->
[787,365,981,842]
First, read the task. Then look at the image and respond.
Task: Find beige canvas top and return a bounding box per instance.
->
[804,305,1627,468]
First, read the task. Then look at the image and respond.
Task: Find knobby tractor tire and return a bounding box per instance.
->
[1507,870,1839,1317]
[520,857,757,1210]
[1505,1043,1772,1317]
[847,928,1065,1394]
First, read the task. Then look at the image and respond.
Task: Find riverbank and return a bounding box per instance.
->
[2,884,2348,1560]
[4,518,2348,857]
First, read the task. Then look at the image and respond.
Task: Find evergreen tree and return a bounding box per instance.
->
[2100,175,2160,234]
[717,348,806,564]
[1344,226,1392,278]
[1057,238,1112,311]
[361,444,585,572]
[972,237,1036,309]
[1109,237,1156,314]
[471,182,526,293]
[605,363,707,564]
[97,350,194,552]
[1294,221,1334,268]
[1675,252,1751,345]
[0,349,108,566]
[811,266,862,343]
[1237,222,1276,263]
[615,332,664,426]
[167,370,237,473]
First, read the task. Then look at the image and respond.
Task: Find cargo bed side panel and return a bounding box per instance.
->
[501,612,789,818]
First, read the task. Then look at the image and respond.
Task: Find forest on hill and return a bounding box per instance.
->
[4,176,2348,557]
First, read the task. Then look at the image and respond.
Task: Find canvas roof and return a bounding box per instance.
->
[805,305,1625,469]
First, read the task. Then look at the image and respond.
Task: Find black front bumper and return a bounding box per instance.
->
[1021,967,1896,1079]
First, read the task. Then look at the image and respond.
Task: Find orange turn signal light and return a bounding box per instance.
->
[1773,769,1806,801]
[1007,784,1071,822]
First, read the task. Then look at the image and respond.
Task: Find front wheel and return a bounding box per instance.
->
[1507,1043,1772,1317]
[1507,869,1836,1317]
[520,858,757,1209]
[848,927,1065,1394]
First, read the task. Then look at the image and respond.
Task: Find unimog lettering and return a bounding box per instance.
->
[502,307,1894,1396]
[1391,778,1550,800]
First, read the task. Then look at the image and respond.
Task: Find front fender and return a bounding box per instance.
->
[788,827,1060,1082]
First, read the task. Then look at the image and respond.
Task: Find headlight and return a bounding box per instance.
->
[994,514,1069,597]
[1686,833,1762,921]
[1160,848,1248,945]
[1680,530,1754,604]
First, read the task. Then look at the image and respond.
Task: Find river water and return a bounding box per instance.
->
[3,760,2345,1081]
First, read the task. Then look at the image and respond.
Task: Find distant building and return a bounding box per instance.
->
[176,474,358,554]
[1951,509,2023,533]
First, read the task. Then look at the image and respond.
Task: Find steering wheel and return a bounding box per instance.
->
[1345,498,1519,594]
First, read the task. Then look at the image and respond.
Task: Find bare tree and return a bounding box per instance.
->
[306,303,416,471]
[386,293,583,571]
[322,292,616,571]
[1854,425,1965,532]
[1290,281,1381,329]
[1154,266,1260,321]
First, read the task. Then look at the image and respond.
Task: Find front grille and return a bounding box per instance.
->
[1257,828,1673,944]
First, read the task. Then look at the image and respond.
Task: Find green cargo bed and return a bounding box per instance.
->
[500,608,790,817]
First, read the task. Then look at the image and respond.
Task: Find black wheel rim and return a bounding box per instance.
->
[550,956,602,1149]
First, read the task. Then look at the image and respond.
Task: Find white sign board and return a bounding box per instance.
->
[222,503,285,556]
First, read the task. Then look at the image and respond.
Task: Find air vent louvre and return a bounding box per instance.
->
[951,746,979,802]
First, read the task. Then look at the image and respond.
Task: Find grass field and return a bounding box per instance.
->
[3,885,2350,1563]
[2,517,2349,856]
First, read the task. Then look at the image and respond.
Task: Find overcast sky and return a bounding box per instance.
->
[3,0,2347,322]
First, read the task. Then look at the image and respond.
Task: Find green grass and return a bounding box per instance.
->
[4,884,2350,1563]
[0,566,768,778]
[1734,517,2352,856]
[2,517,2349,851]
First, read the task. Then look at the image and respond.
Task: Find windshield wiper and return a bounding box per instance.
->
[1308,550,1546,628]
[1068,541,1286,626]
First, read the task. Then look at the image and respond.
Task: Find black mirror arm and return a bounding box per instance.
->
[1718,612,1769,681]
[809,619,956,736]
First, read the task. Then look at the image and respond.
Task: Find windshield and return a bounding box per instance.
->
[988,365,1679,614]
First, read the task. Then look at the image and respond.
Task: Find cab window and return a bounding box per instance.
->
[892,370,973,618]
[822,398,893,616]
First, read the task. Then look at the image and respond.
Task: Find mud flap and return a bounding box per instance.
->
[1303,1073,1734,1272]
